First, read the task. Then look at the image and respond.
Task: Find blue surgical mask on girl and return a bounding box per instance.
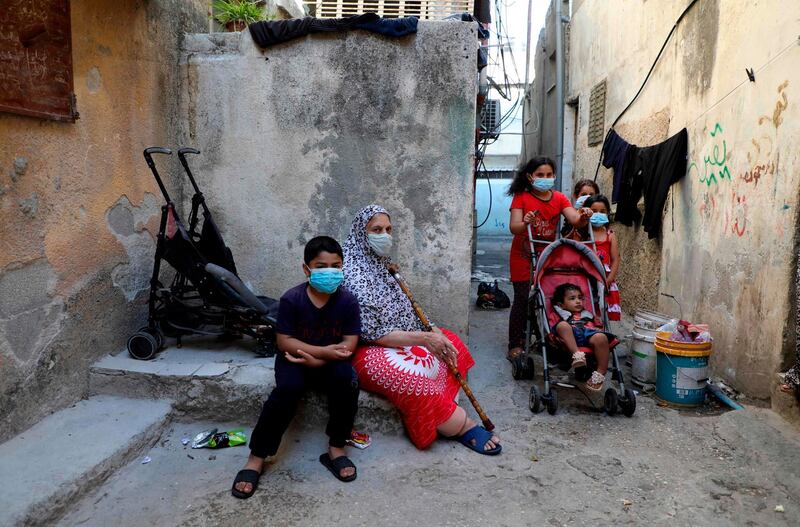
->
[308,267,344,294]
[575,195,590,208]
[367,233,393,257]
[590,213,609,226]
[531,177,555,191]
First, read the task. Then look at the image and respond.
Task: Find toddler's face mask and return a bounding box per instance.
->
[590,212,609,226]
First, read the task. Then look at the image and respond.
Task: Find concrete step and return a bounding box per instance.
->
[89,338,403,434]
[0,395,172,527]
[772,373,800,430]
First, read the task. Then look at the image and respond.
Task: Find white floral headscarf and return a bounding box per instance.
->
[342,205,423,341]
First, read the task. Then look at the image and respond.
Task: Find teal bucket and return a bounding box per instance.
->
[654,332,712,407]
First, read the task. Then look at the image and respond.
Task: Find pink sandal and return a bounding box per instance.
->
[571,351,587,369]
[585,370,605,392]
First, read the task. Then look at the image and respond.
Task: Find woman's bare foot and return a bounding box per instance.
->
[780,383,795,393]
[328,445,355,479]
[234,453,265,494]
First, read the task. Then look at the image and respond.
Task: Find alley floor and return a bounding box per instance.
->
[55,235,800,526]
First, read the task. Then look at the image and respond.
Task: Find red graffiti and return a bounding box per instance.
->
[740,160,775,186]
[724,191,748,237]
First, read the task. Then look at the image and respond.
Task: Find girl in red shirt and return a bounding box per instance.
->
[506,157,593,360]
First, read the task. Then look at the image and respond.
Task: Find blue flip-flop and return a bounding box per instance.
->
[456,425,502,455]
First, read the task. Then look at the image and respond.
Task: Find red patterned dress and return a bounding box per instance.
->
[353,329,474,449]
[594,231,621,321]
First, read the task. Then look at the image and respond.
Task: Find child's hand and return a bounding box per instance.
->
[319,343,353,361]
[579,207,593,219]
[285,349,325,367]
[523,211,536,224]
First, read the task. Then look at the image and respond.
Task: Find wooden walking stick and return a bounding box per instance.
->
[387,265,495,432]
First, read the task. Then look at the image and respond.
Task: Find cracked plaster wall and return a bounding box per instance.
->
[562,0,800,398]
[0,0,208,441]
[180,24,478,334]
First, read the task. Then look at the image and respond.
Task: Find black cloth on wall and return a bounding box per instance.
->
[249,15,418,48]
[615,128,688,239]
[601,129,631,203]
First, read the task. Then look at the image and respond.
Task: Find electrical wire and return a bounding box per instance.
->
[593,0,700,181]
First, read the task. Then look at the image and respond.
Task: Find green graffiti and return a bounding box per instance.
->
[694,123,731,187]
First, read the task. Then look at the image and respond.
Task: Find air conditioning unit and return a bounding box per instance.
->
[480,99,500,139]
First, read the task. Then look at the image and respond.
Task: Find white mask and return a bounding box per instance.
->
[367,233,393,257]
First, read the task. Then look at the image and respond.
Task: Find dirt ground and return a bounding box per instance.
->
[58,236,800,526]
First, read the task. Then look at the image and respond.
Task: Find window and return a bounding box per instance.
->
[587,80,606,147]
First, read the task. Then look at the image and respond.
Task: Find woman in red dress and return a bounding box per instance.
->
[342,205,500,455]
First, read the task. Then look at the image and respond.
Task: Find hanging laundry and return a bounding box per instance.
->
[248,15,418,48]
[601,129,631,203]
[615,128,688,239]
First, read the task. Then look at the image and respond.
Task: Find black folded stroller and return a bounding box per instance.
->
[126,147,279,360]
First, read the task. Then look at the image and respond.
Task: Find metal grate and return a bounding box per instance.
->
[587,80,606,146]
[304,0,474,20]
[480,99,500,139]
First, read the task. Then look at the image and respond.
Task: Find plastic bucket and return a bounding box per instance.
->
[631,330,657,385]
[654,332,712,406]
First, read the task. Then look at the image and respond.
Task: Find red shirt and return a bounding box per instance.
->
[509,190,572,281]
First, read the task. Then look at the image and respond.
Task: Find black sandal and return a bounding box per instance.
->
[319,453,357,482]
[231,469,261,499]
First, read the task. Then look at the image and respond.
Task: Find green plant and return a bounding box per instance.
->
[212,0,272,25]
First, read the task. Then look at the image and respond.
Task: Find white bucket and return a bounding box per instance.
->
[631,330,657,385]
[630,310,669,385]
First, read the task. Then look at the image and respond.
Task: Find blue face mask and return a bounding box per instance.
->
[531,177,555,191]
[590,212,609,226]
[367,233,393,257]
[575,195,590,208]
[308,267,344,294]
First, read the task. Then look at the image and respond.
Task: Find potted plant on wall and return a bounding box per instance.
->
[212,0,273,32]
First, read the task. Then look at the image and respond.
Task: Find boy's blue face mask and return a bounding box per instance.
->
[531,177,555,191]
[308,267,344,294]
[590,212,609,226]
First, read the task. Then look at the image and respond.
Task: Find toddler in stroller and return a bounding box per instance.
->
[551,283,613,391]
[523,237,636,416]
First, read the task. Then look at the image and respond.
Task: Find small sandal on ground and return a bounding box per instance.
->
[585,370,606,392]
[319,453,357,482]
[506,348,524,362]
[231,469,261,499]
[455,425,502,456]
[571,351,587,369]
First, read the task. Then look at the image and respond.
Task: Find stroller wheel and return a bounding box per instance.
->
[604,388,619,416]
[511,356,525,380]
[529,385,541,413]
[546,390,558,415]
[525,356,536,380]
[136,326,164,350]
[619,388,637,417]
[128,331,158,360]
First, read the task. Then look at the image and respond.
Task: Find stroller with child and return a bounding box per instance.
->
[126,147,279,360]
[511,224,636,416]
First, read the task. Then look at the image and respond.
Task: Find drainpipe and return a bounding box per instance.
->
[555,0,566,191]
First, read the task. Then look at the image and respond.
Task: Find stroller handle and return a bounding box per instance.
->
[178,147,200,156]
[177,146,203,195]
[143,147,173,203]
[144,147,172,156]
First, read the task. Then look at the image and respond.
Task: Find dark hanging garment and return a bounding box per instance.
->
[601,129,631,203]
[248,14,418,48]
[615,128,688,239]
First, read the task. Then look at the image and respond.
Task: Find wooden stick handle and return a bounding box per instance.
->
[387,267,495,431]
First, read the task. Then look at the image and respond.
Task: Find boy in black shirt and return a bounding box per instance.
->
[232,236,361,499]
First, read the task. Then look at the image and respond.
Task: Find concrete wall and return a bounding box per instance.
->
[0,0,208,440]
[180,23,478,334]
[561,0,800,398]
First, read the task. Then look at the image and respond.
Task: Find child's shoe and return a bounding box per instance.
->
[571,351,587,369]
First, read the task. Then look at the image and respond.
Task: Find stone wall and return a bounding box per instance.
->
[180,22,478,334]
[563,0,800,398]
[0,0,208,440]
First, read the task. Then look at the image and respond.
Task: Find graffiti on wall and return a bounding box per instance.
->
[689,123,731,188]
[689,81,789,239]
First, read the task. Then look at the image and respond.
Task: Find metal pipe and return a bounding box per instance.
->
[555,0,566,190]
